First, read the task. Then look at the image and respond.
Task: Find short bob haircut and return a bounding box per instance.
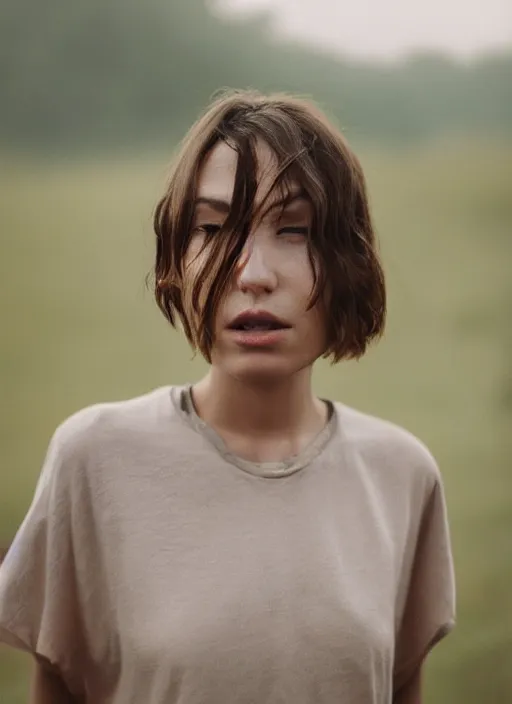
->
[153,89,386,363]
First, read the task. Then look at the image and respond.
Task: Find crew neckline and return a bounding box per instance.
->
[169,384,337,479]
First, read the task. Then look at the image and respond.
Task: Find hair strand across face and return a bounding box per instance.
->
[152,89,386,363]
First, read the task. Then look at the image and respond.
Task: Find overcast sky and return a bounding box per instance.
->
[214,0,512,60]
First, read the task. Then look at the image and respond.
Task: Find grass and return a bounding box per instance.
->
[0,137,511,703]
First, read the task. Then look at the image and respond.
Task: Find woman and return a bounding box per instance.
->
[0,90,455,703]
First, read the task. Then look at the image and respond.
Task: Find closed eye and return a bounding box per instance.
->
[277,226,309,236]
[195,224,308,238]
[197,224,222,237]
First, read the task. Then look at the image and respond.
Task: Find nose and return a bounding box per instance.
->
[236,234,277,295]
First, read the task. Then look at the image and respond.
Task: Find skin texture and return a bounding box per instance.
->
[188,139,328,378]
[190,139,329,462]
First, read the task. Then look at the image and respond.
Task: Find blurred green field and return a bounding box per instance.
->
[1,139,511,703]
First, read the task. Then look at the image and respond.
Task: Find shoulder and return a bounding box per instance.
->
[48,386,174,467]
[334,401,441,494]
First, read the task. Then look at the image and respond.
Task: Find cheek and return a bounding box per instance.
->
[294,254,327,344]
[293,252,322,316]
[184,235,207,274]
[281,246,316,293]
[181,239,209,322]
[303,303,328,359]
[305,300,327,336]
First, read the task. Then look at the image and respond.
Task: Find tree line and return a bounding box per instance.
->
[1,0,510,149]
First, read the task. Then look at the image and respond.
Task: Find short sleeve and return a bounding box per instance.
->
[393,474,456,690]
[0,426,86,696]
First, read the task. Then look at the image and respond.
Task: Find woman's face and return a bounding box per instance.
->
[185,139,328,382]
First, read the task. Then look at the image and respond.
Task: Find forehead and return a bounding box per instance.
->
[196,138,283,205]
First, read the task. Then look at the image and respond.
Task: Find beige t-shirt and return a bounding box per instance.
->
[0,385,455,703]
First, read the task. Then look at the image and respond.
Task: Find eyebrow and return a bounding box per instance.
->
[193,197,231,214]
[194,188,309,216]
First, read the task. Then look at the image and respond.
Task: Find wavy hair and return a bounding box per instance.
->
[152,89,386,362]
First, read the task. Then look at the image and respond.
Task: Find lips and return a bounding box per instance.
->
[227,310,291,331]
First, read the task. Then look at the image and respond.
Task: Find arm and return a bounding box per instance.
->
[30,659,76,704]
[394,468,455,704]
[0,424,91,703]
[393,664,422,704]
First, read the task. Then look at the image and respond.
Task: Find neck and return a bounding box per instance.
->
[192,366,325,440]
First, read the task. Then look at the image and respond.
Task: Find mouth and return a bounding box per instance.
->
[227,310,291,332]
[227,310,291,348]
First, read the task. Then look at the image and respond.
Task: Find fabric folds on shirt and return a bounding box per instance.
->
[0,385,455,703]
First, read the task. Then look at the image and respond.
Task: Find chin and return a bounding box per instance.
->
[221,352,310,386]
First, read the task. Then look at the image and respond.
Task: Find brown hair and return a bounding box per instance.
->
[152,89,386,362]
